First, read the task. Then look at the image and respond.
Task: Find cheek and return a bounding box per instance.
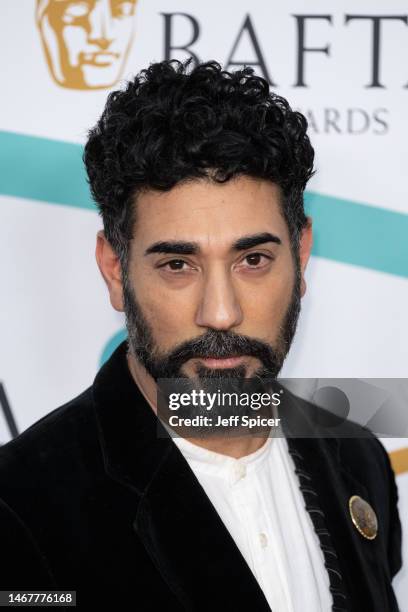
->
[241,269,295,334]
[137,286,195,351]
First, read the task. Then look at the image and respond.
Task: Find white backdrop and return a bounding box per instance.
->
[0,1,407,607]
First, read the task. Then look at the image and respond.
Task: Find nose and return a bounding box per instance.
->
[195,265,243,331]
[87,0,114,49]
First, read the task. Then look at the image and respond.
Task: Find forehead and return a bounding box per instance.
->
[132,176,288,252]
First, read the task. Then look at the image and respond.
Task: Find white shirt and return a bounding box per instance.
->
[172,432,333,612]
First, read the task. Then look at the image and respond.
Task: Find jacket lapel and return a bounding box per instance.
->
[93,340,272,611]
[134,442,272,610]
[282,392,392,611]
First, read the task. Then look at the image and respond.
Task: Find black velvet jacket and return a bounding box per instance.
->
[0,341,402,611]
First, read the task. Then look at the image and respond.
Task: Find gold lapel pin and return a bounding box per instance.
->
[349,495,378,540]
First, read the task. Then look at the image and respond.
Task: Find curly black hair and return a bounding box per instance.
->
[84,59,315,271]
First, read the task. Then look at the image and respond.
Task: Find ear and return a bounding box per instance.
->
[299,217,313,298]
[95,230,124,312]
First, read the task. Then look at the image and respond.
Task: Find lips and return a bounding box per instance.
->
[197,356,246,368]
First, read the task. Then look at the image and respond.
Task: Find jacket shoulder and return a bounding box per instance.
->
[0,385,102,494]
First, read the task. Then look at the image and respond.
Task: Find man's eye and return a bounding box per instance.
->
[242,253,273,268]
[159,259,191,272]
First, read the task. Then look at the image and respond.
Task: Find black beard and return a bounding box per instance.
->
[122,256,302,384]
[122,259,301,436]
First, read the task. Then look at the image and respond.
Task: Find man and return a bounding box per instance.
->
[0,60,402,611]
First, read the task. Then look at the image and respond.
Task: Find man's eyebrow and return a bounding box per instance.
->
[144,232,282,256]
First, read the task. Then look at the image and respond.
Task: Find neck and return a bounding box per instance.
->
[126,351,268,459]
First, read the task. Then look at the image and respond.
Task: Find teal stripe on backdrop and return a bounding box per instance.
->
[100,328,128,366]
[1,130,407,278]
[304,192,408,279]
[0,130,95,211]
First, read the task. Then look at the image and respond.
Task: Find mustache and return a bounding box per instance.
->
[166,329,278,368]
[123,277,292,380]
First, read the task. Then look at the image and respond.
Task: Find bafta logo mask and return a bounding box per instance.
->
[36,0,138,90]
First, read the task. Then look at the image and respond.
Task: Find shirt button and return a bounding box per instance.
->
[259,532,268,548]
[233,462,247,482]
